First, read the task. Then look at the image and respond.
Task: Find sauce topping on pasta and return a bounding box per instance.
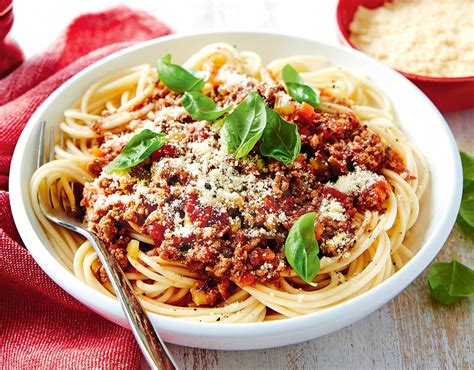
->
[79,64,407,306]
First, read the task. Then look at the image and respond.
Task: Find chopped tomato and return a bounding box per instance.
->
[249,248,276,266]
[148,224,166,247]
[314,222,324,240]
[264,197,278,212]
[357,180,390,211]
[239,272,256,286]
[299,102,316,125]
[91,148,105,157]
[150,144,178,161]
[185,194,228,227]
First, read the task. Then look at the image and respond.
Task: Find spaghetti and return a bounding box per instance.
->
[31,43,428,322]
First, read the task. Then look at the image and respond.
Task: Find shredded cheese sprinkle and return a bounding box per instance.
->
[333,167,382,195]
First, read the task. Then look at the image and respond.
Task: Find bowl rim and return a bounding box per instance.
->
[9,30,462,340]
[335,0,474,83]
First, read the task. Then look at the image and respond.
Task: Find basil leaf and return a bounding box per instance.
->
[456,151,474,237]
[458,198,474,238]
[428,259,474,305]
[285,82,319,107]
[156,54,205,93]
[222,91,267,159]
[105,129,167,172]
[282,64,305,84]
[456,214,474,238]
[459,198,474,227]
[460,151,474,186]
[260,108,301,164]
[282,64,320,107]
[463,181,474,199]
[284,212,320,285]
[181,92,232,121]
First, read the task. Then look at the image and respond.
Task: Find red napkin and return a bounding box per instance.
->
[0,7,171,368]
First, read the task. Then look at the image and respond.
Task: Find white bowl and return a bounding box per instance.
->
[10,31,462,350]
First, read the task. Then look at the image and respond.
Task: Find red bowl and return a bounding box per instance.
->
[0,0,12,16]
[336,0,474,112]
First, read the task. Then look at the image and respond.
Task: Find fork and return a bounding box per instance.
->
[37,121,178,370]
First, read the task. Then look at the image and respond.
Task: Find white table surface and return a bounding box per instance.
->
[9,0,473,369]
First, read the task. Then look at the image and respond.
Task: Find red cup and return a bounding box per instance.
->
[0,0,24,78]
[336,0,474,112]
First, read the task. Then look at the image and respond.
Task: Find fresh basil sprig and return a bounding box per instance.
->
[459,198,474,235]
[285,212,320,285]
[222,91,267,159]
[428,259,474,305]
[222,91,301,163]
[282,64,320,107]
[156,54,205,93]
[457,151,474,237]
[461,151,474,183]
[105,129,167,173]
[181,92,233,121]
[260,108,301,164]
[429,151,474,305]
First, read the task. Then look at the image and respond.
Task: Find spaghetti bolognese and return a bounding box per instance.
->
[30,43,428,322]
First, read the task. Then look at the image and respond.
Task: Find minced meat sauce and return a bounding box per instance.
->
[80,65,407,306]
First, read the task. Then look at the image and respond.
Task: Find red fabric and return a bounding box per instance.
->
[0,7,172,369]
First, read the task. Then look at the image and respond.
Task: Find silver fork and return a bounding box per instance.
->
[37,121,178,370]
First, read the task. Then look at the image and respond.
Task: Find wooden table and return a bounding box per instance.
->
[11,0,473,368]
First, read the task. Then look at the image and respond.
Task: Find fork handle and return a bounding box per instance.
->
[88,233,178,370]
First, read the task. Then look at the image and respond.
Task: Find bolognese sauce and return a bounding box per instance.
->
[80,65,407,306]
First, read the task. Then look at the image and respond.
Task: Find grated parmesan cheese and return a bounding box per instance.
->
[319,197,346,221]
[153,106,188,123]
[325,231,353,252]
[349,0,474,77]
[332,167,382,195]
[216,64,258,96]
[260,262,274,270]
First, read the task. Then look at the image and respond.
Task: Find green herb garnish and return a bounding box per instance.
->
[461,151,474,180]
[260,107,301,164]
[156,54,205,93]
[181,92,233,121]
[432,151,474,304]
[222,91,301,163]
[284,212,320,285]
[281,64,320,107]
[428,259,474,305]
[105,129,167,173]
[222,91,267,159]
[459,198,474,233]
[457,151,474,237]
